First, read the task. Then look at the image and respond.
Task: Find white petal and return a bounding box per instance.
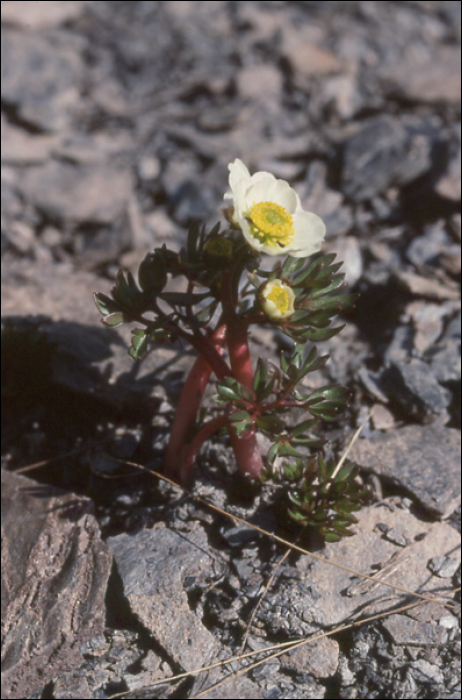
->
[289,211,326,257]
[244,174,277,208]
[265,179,299,213]
[228,159,250,191]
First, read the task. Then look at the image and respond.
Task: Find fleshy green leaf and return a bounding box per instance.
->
[102,312,125,328]
[138,252,168,293]
[129,329,149,360]
[298,324,346,342]
[94,293,121,317]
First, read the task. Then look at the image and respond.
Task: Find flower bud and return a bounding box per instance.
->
[260,279,295,320]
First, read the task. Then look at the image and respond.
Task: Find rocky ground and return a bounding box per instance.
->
[1,1,461,699]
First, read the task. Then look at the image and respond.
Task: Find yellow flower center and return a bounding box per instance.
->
[248,201,294,249]
[266,285,290,315]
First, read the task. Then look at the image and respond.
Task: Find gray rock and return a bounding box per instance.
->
[20,160,133,225]
[406,222,454,268]
[341,115,435,202]
[107,523,224,671]
[380,45,461,105]
[1,29,83,132]
[381,358,452,421]
[1,1,88,29]
[349,424,461,517]
[1,469,112,700]
[257,501,459,637]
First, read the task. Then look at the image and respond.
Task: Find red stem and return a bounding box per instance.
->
[180,414,229,482]
[223,271,265,480]
[228,426,264,480]
[164,324,227,480]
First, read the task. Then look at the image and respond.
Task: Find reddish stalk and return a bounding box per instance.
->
[228,426,264,479]
[180,414,229,482]
[223,269,265,480]
[164,325,228,480]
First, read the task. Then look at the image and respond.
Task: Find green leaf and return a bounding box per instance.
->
[267,442,281,465]
[215,383,240,402]
[278,443,304,458]
[299,293,357,314]
[282,256,305,275]
[256,414,284,434]
[299,324,345,342]
[290,418,319,437]
[126,270,139,291]
[187,221,201,261]
[215,377,255,404]
[308,385,349,402]
[102,312,125,328]
[334,463,356,482]
[310,274,346,298]
[291,253,337,286]
[324,532,342,543]
[229,410,252,424]
[195,301,218,324]
[111,269,140,309]
[129,329,149,360]
[253,357,268,394]
[280,352,290,374]
[94,293,121,317]
[149,328,170,343]
[158,291,211,307]
[138,252,168,293]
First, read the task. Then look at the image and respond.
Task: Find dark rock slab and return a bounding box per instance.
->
[341,115,436,202]
[107,523,225,672]
[1,469,112,700]
[349,425,461,517]
[381,358,452,422]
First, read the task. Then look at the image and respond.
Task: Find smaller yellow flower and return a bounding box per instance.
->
[260,279,295,320]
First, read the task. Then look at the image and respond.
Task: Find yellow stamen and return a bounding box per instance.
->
[267,285,290,315]
[248,201,294,247]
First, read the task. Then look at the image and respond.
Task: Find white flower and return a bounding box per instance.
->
[260,279,296,320]
[224,158,326,257]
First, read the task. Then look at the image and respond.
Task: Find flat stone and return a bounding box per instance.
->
[349,425,461,517]
[380,46,461,104]
[404,301,451,356]
[280,637,339,679]
[381,358,452,421]
[1,469,112,700]
[382,614,447,647]
[341,115,434,202]
[1,29,83,132]
[257,501,460,635]
[283,40,343,82]
[395,269,460,301]
[107,523,223,671]
[1,115,61,165]
[1,1,88,29]
[1,260,194,412]
[20,160,133,224]
[237,64,283,101]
